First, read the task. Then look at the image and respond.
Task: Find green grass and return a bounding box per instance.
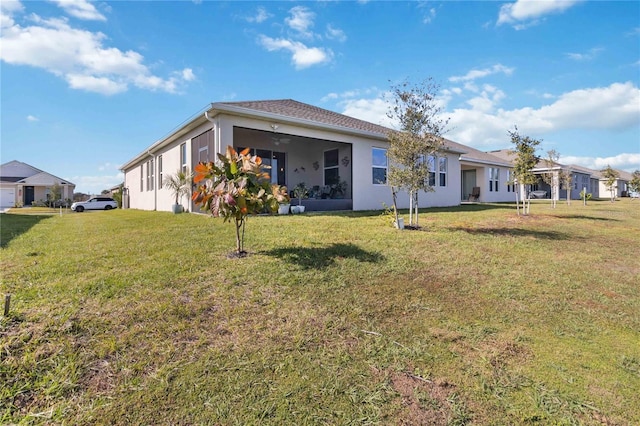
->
[1,199,639,425]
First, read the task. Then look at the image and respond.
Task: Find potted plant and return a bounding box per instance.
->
[163,168,191,214]
[278,200,291,215]
[292,182,308,213]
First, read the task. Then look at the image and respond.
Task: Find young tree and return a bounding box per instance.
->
[192,146,289,256]
[560,170,573,206]
[386,78,448,227]
[628,169,640,198]
[508,126,540,215]
[600,165,619,203]
[541,149,560,208]
[47,183,62,207]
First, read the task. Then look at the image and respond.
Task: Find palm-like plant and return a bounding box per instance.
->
[163,169,192,211]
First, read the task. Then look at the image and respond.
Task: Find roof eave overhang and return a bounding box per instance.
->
[211,102,390,142]
[459,157,512,167]
[120,103,392,171]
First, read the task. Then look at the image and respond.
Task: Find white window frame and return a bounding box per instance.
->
[427,155,436,187]
[158,155,163,189]
[180,143,187,173]
[372,147,388,185]
[438,157,447,187]
[324,148,340,186]
[489,167,499,192]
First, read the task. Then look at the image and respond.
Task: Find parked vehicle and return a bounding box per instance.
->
[71,197,117,212]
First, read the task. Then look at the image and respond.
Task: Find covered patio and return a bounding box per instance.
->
[232,127,353,211]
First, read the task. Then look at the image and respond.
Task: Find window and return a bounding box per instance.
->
[489,167,500,192]
[158,155,163,189]
[372,148,387,185]
[198,146,209,163]
[506,170,514,192]
[180,143,187,173]
[427,155,436,186]
[324,149,340,185]
[235,147,286,186]
[438,157,447,187]
[146,159,154,191]
[140,165,144,192]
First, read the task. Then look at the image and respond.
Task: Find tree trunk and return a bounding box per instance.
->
[408,190,414,226]
[391,187,399,226]
[414,192,419,227]
[235,217,244,254]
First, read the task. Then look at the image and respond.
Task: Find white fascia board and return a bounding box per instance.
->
[460,157,512,168]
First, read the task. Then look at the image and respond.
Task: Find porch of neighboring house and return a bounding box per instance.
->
[460,165,481,202]
[195,126,354,212]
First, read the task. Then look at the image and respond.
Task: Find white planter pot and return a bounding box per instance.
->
[297,205,305,213]
[290,206,300,214]
[278,204,290,215]
[172,204,183,214]
[394,217,404,229]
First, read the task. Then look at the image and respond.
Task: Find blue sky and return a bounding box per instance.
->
[1,0,639,194]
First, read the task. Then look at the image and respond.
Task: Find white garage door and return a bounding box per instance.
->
[1,188,16,208]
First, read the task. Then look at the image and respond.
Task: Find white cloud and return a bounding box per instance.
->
[180,68,195,81]
[449,64,514,83]
[326,24,346,42]
[626,27,640,37]
[71,172,124,195]
[66,73,127,95]
[1,0,23,14]
[340,97,394,128]
[0,7,193,95]
[49,0,106,21]
[330,82,639,156]
[258,35,332,69]
[26,114,39,121]
[246,6,271,23]
[497,0,581,29]
[566,47,603,61]
[422,7,436,24]
[446,81,640,146]
[285,6,315,38]
[560,153,640,173]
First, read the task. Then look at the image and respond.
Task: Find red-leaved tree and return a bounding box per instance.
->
[192,146,289,256]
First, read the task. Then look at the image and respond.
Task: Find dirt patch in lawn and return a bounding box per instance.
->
[389,370,460,425]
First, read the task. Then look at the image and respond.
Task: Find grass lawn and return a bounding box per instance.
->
[1,199,639,425]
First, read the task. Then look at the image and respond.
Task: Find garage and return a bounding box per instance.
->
[1,188,16,208]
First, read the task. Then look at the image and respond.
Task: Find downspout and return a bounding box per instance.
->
[204,111,219,158]
[147,150,157,211]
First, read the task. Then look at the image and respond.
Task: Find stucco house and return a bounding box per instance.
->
[597,168,633,199]
[0,160,76,208]
[121,99,505,213]
[488,150,603,201]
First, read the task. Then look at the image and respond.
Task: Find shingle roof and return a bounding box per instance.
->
[448,141,511,165]
[216,99,391,136]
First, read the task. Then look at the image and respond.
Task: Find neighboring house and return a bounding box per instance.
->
[0,160,76,208]
[449,142,516,203]
[568,164,600,199]
[488,150,600,201]
[121,99,476,212]
[596,168,633,199]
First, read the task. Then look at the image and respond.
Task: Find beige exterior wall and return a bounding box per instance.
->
[122,112,479,212]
